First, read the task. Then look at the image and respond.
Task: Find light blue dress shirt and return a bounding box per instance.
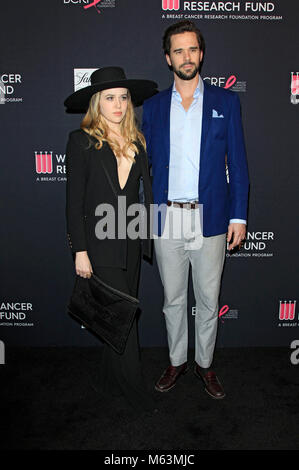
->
[168,78,203,202]
[168,77,246,225]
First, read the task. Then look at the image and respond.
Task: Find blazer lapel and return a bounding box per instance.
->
[199,82,214,185]
[200,82,213,160]
[160,86,172,163]
[98,143,119,199]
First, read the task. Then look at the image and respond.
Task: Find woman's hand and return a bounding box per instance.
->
[75,251,93,279]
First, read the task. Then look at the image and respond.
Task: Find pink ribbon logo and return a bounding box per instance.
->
[224,75,237,89]
[84,0,102,12]
[219,305,229,323]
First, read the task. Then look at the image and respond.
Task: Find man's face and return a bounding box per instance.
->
[166,31,203,81]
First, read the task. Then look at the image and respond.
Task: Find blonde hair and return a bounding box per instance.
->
[80,89,146,162]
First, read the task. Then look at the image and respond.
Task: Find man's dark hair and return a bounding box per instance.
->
[162,20,205,57]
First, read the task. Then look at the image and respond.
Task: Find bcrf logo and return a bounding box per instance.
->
[162,0,180,11]
[204,75,237,89]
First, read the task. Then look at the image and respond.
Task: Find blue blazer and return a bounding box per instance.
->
[142,81,249,237]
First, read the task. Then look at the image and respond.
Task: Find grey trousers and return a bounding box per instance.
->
[154,206,226,368]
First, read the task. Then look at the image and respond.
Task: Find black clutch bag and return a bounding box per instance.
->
[67,274,140,354]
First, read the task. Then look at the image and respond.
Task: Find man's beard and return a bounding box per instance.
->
[172,62,199,80]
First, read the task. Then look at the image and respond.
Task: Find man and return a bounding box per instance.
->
[142,21,249,399]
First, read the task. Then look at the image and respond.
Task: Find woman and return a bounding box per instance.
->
[64,67,157,413]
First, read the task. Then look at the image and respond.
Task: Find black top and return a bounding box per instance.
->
[65,129,153,268]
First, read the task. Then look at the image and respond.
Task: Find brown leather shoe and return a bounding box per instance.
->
[194,364,226,399]
[155,362,189,392]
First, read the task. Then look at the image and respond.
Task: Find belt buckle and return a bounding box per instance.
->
[170,200,198,209]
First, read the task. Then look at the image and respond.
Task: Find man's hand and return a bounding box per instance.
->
[75,251,93,278]
[227,223,246,250]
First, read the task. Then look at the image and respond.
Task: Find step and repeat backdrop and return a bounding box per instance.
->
[0,0,298,349]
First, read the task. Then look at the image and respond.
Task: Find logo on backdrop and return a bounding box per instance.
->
[35,152,53,174]
[192,304,239,323]
[278,300,298,328]
[218,305,239,323]
[162,0,180,10]
[161,1,283,21]
[63,0,116,14]
[35,151,66,182]
[0,302,34,327]
[290,72,299,105]
[279,301,296,321]
[74,68,98,92]
[226,230,275,258]
[0,73,23,104]
[203,75,247,93]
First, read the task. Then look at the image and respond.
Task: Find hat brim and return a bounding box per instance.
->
[64,79,158,112]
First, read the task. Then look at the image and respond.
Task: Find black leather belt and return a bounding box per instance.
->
[167,200,199,209]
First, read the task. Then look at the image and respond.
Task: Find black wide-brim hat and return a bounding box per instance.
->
[64,66,158,112]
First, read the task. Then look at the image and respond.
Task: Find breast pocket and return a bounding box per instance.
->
[211,118,227,140]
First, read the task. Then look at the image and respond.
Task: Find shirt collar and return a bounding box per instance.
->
[172,75,203,102]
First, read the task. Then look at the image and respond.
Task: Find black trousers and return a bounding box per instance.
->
[93,239,156,413]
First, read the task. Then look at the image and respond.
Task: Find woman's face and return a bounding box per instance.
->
[99,87,128,127]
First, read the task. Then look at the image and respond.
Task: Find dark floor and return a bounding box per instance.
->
[1,346,298,450]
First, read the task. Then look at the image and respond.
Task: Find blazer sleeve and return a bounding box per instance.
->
[226,92,250,221]
[65,131,89,253]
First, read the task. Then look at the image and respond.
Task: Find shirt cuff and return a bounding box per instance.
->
[229,219,247,225]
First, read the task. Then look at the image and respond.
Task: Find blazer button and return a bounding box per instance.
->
[166,165,168,169]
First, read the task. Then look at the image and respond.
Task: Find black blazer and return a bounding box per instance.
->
[65,129,153,268]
